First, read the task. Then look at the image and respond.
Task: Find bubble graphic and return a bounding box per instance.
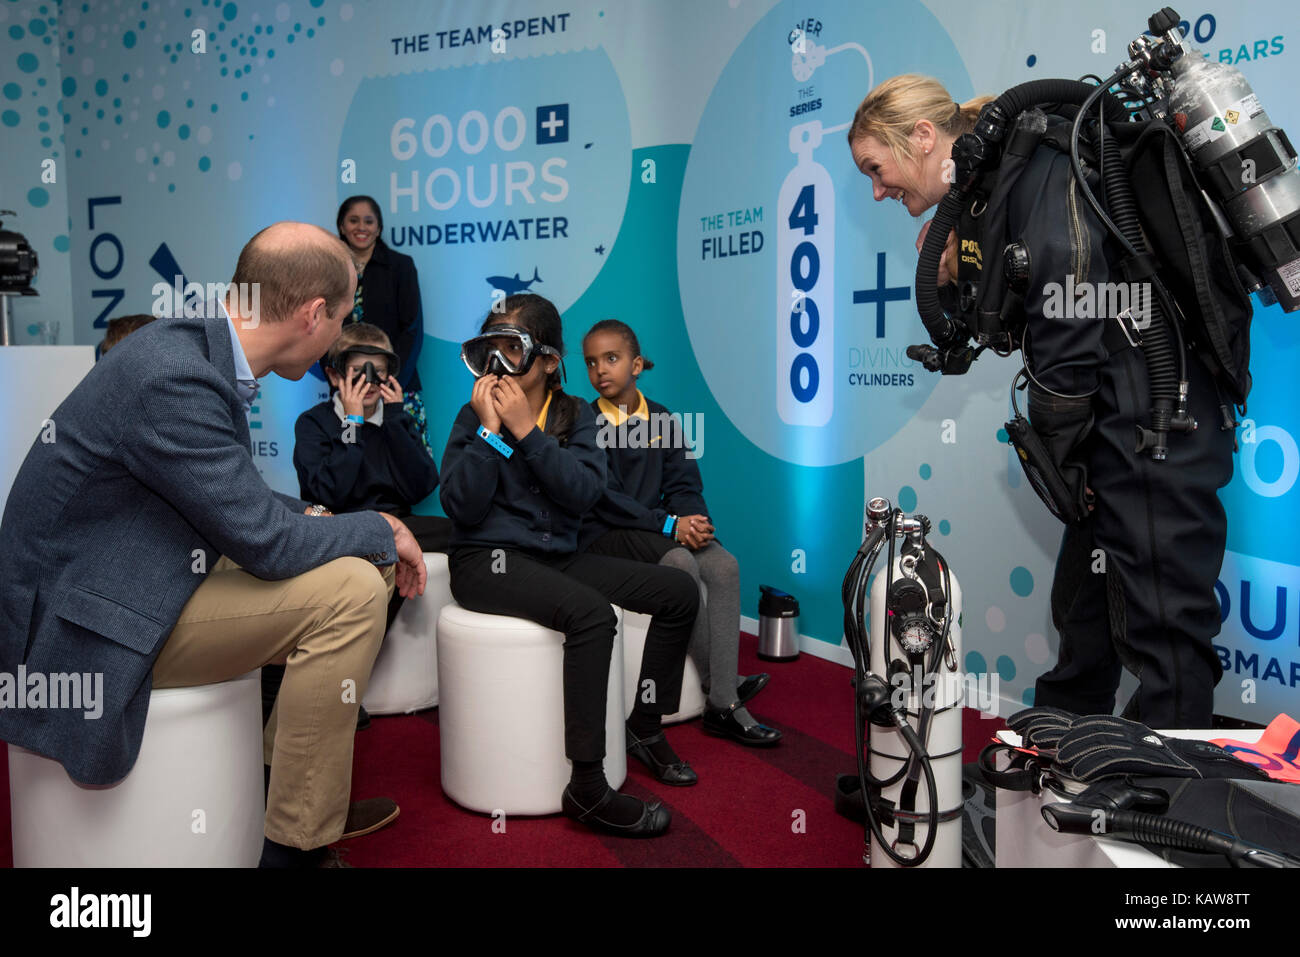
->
[1024,633,1050,665]
[227,160,241,180]
[995,655,1016,681]
[18,53,39,73]
[28,188,50,208]
[897,485,917,511]
[1009,567,1034,597]
[985,606,1006,633]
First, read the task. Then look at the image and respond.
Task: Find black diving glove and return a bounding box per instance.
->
[1055,716,1271,782]
[1006,706,1079,750]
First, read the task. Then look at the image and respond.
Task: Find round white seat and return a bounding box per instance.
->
[363,552,451,715]
[620,609,707,722]
[436,603,627,815]
[8,670,263,867]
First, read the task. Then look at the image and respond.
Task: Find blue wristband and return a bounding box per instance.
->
[663,515,677,537]
[345,413,365,425]
[477,426,514,459]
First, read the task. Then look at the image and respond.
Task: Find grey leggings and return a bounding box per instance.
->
[659,542,742,709]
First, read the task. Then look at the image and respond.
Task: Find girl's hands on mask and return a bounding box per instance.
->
[493,376,537,440]
[471,374,502,434]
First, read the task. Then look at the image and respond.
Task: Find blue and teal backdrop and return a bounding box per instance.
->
[2,0,1297,720]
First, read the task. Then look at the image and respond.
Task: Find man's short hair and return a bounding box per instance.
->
[230,225,353,323]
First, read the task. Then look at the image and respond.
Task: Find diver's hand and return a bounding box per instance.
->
[917,219,959,286]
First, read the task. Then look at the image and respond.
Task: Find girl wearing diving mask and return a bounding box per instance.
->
[440,294,700,837]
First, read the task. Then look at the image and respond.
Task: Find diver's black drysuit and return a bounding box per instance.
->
[993,122,1239,728]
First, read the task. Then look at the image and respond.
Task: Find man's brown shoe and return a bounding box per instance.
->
[341,797,400,840]
[318,847,353,868]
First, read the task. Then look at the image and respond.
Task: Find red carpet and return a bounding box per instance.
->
[0,633,1005,868]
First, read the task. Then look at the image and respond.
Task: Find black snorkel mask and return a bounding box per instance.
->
[460,324,565,380]
[330,344,400,386]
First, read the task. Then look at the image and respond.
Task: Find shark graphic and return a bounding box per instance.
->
[485,266,543,296]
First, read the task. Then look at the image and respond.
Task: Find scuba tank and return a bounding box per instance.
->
[1144,9,1300,312]
[842,497,964,867]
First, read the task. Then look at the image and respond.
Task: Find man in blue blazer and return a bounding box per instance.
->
[0,222,426,867]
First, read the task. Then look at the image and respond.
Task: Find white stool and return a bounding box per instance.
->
[363,552,451,715]
[621,610,707,722]
[437,603,627,815]
[8,670,264,867]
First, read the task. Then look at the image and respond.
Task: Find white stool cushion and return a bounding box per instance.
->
[363,552,451,715]
[437,602,627,815]
[8,670,264,867]
[620,609,707,722]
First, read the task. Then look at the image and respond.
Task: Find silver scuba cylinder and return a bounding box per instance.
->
[1140,12,1300,311]
[865,504,964,868]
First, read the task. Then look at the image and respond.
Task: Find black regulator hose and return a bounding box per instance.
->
[1100,133,1183,459]
[916,79,1129,348]
[1072,69,1193,460]
[1041,804,1300,867]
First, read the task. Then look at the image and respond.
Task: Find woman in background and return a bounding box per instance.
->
[336,195,433,457]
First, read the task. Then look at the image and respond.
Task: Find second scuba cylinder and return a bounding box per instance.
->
[867,534,964,868]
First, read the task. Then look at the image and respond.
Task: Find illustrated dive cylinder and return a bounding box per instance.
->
[867,555,964,868]
[776,121,835,426]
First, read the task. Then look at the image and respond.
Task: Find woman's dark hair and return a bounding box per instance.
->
[480,293,583,444]
[583,318,655,371]
[336,195,384,247]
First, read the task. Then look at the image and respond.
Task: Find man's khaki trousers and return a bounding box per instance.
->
[152,555,394,850]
